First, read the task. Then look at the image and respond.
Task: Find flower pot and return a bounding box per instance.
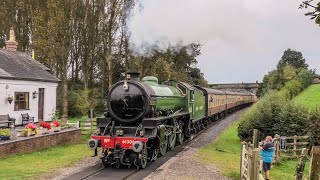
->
[52,126,61,132]
[23,129,36,137]
[37,128,49,135]
[0,136,10,141]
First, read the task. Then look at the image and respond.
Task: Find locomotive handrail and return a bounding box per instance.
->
[143,112,189,121]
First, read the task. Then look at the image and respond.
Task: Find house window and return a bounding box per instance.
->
[14,92,29,111]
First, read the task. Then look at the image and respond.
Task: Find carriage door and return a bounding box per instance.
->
[38,88,45,121]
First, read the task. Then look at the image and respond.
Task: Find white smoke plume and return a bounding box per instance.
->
[128,0,258,52]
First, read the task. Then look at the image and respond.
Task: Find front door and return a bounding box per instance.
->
[38,88,45,121]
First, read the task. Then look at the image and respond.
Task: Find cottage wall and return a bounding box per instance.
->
[0,79,58,125]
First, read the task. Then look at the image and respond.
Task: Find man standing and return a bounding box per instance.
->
[259,136,275,180]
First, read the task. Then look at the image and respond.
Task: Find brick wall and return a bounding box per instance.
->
[0,129,81,158]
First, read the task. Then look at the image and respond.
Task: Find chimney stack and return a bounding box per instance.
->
[5,27,18,51]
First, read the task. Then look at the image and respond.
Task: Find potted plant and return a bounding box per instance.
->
[38,122,51,135]
[23,123,37,137]
[50,121,61,132]
[0,129,10,141]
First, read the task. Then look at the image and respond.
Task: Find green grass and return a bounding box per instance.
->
[0,143,92,180]
[293,84,320,109]
[197,120,310,180]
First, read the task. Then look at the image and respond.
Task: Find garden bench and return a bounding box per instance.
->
[21,113,35,125]
[0,115,15,128]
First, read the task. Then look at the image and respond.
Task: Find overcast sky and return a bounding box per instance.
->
[129,0,320,83]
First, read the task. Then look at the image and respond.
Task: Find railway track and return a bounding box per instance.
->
[77,114,228,180]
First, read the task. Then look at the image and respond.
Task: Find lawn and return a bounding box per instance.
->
[197,120,310,180]
[293,84,320,109]
[0,143,93,180]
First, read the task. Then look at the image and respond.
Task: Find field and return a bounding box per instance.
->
[197,120,310,180]
[293,84,320,109]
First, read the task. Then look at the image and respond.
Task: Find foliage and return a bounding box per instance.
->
[129,43,207,86]
[66,90,90,117]
[238,91,311,141]
[308,109,320,146]
[277,49,308,70]
[0,129,9,136]
[300,1,320,26]
[258,49,315,97]
[280,79,304,100]
[238,91,287,141]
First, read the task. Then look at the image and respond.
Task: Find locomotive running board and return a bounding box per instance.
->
[142,112,189,126]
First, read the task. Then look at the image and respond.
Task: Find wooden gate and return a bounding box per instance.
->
[241,142,262,180]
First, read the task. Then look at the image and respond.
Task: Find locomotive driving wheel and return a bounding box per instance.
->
[159,140,167,156]
[168,132,176,150]
[139,147,148,169]
[176,127,184,145]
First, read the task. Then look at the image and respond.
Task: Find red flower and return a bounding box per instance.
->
[40,122,51,130]
[51,121,60,127]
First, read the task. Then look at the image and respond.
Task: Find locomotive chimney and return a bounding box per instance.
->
[127,71,140,81]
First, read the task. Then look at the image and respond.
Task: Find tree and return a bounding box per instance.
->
[300,1,320,26]
[277,49,308,70]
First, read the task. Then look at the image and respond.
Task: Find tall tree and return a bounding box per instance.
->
[277,49,308,70]
[300,1,320,26]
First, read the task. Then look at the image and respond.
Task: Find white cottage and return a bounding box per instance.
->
[0,29,60,125]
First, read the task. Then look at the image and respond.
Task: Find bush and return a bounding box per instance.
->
[238,91,310,141]
[309,109,320,146]
[68,90,90,117]
[238,91,286,141]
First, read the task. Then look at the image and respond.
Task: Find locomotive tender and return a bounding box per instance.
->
[88,72,256,168]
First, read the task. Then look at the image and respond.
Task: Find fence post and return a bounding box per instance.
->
[293,135,297,157]
[241,141,247,179]
[309,146,320,180]
[274,134,280,163]
[295,148,308,180]
[253,129,259,148]
[251,148,260,180]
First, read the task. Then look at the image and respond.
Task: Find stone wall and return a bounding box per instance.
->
[0,129,81,158]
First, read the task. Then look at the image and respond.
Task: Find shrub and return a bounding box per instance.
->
[68,90,90,117]
[308,109,320,146]
[238,91,286,141]
[238,91,311,141]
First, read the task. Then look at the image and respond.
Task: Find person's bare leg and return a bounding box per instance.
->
[265,170,270,179]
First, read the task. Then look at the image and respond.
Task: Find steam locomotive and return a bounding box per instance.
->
[87,71,256,169]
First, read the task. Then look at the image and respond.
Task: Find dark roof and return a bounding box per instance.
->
[0,49,60,83]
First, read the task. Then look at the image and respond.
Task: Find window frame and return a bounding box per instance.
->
[14,92,30,111]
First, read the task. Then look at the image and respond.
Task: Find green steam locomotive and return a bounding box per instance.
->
[87,71,256,169]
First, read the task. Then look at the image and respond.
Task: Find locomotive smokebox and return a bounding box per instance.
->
[127,71,140,81]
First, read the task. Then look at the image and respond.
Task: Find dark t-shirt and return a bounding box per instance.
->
[263,142,274,150]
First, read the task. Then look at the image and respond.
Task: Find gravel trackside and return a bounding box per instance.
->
[143,109,247,180]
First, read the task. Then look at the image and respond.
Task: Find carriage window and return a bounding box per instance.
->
[177,84,187,95]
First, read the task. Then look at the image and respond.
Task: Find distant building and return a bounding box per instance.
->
[0,28,60,125]
[313,78,320,84]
